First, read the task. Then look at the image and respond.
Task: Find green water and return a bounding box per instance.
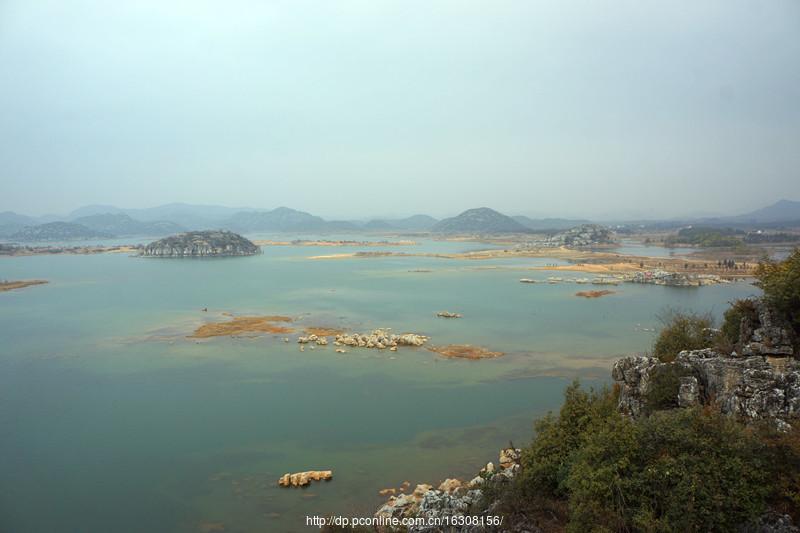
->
[0,238,759,532]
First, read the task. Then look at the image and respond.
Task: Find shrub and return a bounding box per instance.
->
[758,422,800,521]
[563,407,770,532]
[718,298,759,353]
[517,381,617,499]
[504,383,774,533]
[652,310,715,362]
[755,248,800,347]
[643,364,694,413]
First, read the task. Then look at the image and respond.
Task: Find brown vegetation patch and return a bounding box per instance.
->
[189,316,294,338]
[304,326,344,337]
[0,279,48,292]
[428,344,504,360]
[575,290,615,298]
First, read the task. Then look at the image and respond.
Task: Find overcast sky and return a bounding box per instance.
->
[1,0,798,219]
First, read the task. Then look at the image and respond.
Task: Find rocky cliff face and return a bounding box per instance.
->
[613,350,800,428]
[614,298,797,426]
[141,231,259,257]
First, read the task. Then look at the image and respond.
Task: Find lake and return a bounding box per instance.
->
[0,237,759,532]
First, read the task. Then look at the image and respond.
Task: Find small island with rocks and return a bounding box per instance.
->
[140,231,260,257]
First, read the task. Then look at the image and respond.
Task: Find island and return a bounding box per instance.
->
[140,231,260,257]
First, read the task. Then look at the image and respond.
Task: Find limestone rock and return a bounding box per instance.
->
[277,470,332,487]
[437,478,462,494]
[334,329,428,351]
[613,348,800,427]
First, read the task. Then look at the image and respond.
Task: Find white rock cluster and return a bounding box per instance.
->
[296,334,328,346]
[334,329,428,350]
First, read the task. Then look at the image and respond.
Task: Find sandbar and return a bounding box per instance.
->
[428,344,504,360]
[0,279,48,292]
[189,316,294,338]
[575,290,616,298]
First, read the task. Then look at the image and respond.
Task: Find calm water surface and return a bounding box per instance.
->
[0,237,759,532]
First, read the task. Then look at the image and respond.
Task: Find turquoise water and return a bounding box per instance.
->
[0,239,759,532]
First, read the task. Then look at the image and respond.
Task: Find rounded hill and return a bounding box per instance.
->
[141,231,260,257]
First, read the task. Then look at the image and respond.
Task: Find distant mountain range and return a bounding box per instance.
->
[511,215,591,231]
[701,200,800,227]
[10,222,112,241]
[2,199,798,241]
[432,208,530,234]
[73,213,185,236]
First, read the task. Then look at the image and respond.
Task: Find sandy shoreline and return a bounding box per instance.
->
[254,239,417,247]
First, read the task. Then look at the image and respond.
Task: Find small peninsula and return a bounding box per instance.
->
[141,231,260,257]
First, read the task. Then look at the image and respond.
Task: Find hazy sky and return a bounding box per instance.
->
[1,0,798,220]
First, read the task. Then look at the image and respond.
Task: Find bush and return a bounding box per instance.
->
[566,408,770,532]
[652,310,715,362]
[718,298,759,353]
[644,364,694,413]
[517,381,617,499]
[759,422,800,521]
[503,383,775,533]
[756,248,800,347]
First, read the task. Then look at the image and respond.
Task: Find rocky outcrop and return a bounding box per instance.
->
[546,224,615,247]
[374,448,522,533]
[613,349,800,427]
[278,470,332,487]
[141,231,260,257]
[740,301,795,357]
[334,329,428,350]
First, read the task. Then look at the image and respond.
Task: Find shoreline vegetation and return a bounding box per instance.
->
[0,279,48,292]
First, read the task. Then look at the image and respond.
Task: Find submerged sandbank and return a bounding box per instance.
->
[0,279,48,292]
[189,316,294,338]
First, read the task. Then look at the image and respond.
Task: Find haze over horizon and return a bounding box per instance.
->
[1,1,799,219]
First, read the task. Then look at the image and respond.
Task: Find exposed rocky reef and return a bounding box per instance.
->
[141,231,260,257]
[277,470,332,487]
[332,329,429,351]
[436,311,463,318]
